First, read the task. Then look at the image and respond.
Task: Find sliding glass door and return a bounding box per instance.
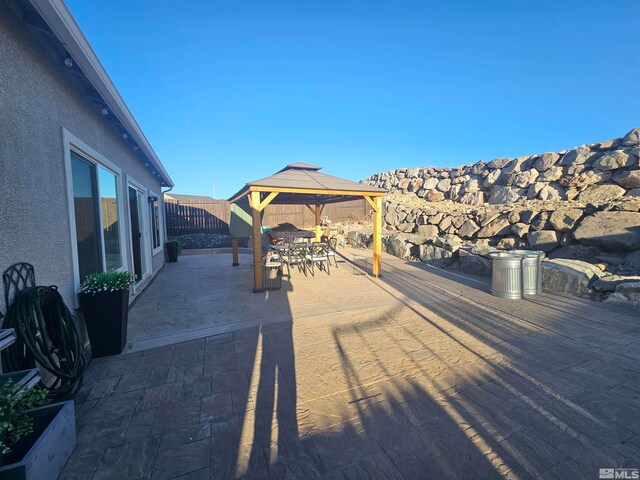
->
[70,152,124,284]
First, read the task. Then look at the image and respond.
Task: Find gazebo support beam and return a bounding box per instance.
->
[372,196,382,277]
[231,237,239,266]
[249,191,263,292]
[314,204,323,241]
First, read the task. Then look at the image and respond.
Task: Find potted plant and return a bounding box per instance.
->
[166,240,182,262]
[79,271,135,357]
[0,382,75,480]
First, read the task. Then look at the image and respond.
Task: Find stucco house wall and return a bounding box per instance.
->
[0,2,166,318]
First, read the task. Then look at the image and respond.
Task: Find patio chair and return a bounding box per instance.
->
[283,242,308,277]
[306,242,330,276]
[325,236,338,268]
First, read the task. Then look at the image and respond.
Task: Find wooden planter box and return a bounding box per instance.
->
[0,401,75,480]
[80,289,129,357]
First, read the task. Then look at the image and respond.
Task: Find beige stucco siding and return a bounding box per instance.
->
[0,3,165,316]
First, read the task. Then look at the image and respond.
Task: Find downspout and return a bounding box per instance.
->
[161,185,173,245]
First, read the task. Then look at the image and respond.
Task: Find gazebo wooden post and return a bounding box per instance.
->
[314,204,322,241]
[249,191,263,292]
[372,196,383,277]
[231,237,239,266]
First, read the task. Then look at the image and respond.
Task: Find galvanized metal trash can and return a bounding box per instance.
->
[489,253,523,299]
[510,250,544,295]
[264,263,282,290]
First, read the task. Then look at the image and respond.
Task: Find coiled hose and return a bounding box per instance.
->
[2,286,85,400]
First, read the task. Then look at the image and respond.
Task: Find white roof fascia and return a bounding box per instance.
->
[28,0,174,187]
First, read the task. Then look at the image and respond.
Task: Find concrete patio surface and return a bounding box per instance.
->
[61,249,640,479]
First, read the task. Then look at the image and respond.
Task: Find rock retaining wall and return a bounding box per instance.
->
[363,128,640,206]
[355,128,640,305]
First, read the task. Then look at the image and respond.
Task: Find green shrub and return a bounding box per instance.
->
[0,381,47,457]
[80,271,136,295]
[166,240,182,253]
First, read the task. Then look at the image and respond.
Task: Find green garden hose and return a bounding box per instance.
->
[2,286,85,400]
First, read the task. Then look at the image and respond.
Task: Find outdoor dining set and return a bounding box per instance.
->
[262,229,339,282]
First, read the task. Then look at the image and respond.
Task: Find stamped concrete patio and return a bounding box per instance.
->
[61,249,640,479]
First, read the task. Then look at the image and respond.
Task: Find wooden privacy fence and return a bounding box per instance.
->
[165,200,230,235]
[165,197,372,236]
[263,198,372,229]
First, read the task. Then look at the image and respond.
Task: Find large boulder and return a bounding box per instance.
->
[548,208,583,232]
[593,150,635,170]
[418,244,454,267]
[539,166,563,182]
[489,186,525,204]
[549,245,600,262]
[592,275,640,293]
[624,250,640,273]
[477,214,512,238]
[559,146,592,166]
[604,282,640,305]
[427,190,445,202]
[538,184,566,201]
[511,222,529,238]
[622,128,640,146]
[416,225,439,238]
[541,259,604,296]
[484,169,502,188]
[459,191,486,206]
[534,152,560,171]
[458,246,496,276]
[512,169,539,188]
[347,231,372,248]
[423,177,439,190]
[560,170,611,188]
[613,170,640,189]
[397,223,416,233]
[502,156,534,174]
[527,230,561,252]
[573,211,640,250]
[384,237,414,259]
[436,179,451,192]
[488,158,512,169]
[458,219,480,239]
[577,184,626,202]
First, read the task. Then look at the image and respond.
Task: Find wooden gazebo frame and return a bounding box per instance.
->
[228,163,386,292]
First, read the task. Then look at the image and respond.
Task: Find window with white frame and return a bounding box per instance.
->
[149,195,162,251]
[70,151,123,283]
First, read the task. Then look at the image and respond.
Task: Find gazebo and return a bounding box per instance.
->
[228,163,387,292]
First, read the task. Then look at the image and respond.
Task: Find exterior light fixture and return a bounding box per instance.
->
[133,145,139,151]
[122,132,128,140]
[144,162,149,166]
[64,57,73,68]
[101,107,109,115]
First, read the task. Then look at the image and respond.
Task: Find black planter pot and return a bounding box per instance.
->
[80,289,129,357]
[166,243,179,262]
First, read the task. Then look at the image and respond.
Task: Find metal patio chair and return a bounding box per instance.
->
[306,242,331,276]
[283,242,308,277]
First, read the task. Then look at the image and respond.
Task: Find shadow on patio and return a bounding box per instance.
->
[61,249,640,479]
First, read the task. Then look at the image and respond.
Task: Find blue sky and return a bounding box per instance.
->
[66,0,640,198]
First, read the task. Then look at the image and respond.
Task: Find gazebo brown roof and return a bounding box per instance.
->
[228,162,385,206]
[228,163,386,292]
